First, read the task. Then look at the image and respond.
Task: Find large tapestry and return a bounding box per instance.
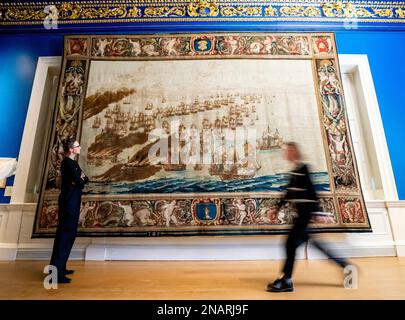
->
[33,33,371,237]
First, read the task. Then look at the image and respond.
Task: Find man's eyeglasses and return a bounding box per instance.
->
[72,144,81,149]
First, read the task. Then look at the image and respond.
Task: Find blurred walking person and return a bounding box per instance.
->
[268,142,350,292]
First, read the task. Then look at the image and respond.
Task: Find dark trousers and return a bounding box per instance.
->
[283,213,348,278]
[50,208,80,277]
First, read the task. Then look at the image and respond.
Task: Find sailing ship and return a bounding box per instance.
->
[104,109,112,118]
[163,163,187,171]
[144,116,156,132]
[92,116,101,128]
[202,118,211,129]
[257,126,283,150]
[129,115,138,131]
[237,114,244,126]
[209,143,261,180]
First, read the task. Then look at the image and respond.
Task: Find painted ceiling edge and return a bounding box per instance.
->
[1,0,405,32]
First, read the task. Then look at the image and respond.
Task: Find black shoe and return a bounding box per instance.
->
[266,278,282,291]
[267,278,294,292]
[64,269,75,275]
[57,276,72,284]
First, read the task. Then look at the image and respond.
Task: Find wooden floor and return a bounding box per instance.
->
[0,257,404,299]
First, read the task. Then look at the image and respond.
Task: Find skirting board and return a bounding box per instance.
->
[15,248,85,261]
[8,240,396,261]
[394,242,405,256]
[307,240,397,259]
[0,245,17,260]
[85,242,293,261]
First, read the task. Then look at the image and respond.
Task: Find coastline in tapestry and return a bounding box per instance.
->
[79,59,330,194]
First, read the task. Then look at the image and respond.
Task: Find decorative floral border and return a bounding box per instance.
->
[88,34,311,58]
[37,196,345,233]
[33,32,371,237]
[1,1,405,26]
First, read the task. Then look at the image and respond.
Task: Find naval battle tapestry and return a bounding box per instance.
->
[32,33,371,237]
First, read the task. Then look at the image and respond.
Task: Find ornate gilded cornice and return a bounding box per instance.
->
[1,1,405,26]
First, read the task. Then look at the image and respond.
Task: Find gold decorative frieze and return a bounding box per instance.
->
[220,6,262,17]
[144,6,185,17]
[355,8,374,18]
[372,8,393,18]
[280,5,306,17]
[264,5,277,17]
[187,0,219,17]
[3,6,48,21]
[280,5,322,17]
[1,1,405,26]
[305,7,322,17]
[322,2,374,18]
[128,5,142,17]
[396,8,405,18]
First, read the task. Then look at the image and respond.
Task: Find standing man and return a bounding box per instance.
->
[268,142,349,292]
[50,138,89,283]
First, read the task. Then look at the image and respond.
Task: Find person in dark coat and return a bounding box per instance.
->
[49,138,89,283]
[268,142,349,293]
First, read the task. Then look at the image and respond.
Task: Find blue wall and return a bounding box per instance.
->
[0,30,404,202]
[0,35,61,202]
[335,31,405,200]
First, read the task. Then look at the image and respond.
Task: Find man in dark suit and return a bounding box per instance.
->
[268,142,349,292]
[50,138,89,283]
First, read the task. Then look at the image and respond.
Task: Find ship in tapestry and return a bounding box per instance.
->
[33,33,371,237]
